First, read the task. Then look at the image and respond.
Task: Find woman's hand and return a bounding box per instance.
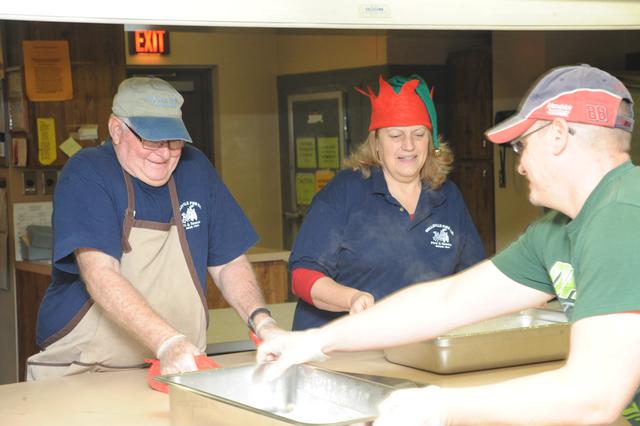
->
[349,291,375,315]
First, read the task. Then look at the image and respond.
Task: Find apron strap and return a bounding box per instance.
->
[121,172,136,253]
[168,178,210,326]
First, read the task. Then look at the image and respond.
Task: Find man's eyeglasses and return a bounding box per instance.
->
[121,120,185,151]
[510,122,552,155]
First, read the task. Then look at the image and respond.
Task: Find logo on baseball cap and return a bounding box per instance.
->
[485,64,634,144]
[112,77,192,143]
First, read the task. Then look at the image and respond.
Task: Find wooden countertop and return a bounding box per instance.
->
[245,247,290,263]
[14,247,289,276]
[0,350,629,425]
[15,260,51,275]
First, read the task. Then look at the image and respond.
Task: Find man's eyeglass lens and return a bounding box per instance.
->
[509,122,551,155]
[123,121,185,150]
[511,140,525,155]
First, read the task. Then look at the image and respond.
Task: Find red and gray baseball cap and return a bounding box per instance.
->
[112,77,192,143]
[485,64,634,144]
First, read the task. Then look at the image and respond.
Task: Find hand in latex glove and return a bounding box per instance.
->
[157,335,202,375]
[255,329,328,381]
[374,386,446,426]
[349,291,375,315]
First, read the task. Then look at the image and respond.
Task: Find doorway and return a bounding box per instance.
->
[282,91,347,249]
[126,67,214,163]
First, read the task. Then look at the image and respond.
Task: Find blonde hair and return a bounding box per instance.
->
[343,130,454,189]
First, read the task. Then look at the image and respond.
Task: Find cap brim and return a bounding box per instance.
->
[485,115,537,144]
[126,117,193,143]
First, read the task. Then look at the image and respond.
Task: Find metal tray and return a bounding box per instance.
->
[384,308,570,374]
[157,363,401,425]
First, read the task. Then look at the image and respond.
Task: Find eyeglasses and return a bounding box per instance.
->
[510,122,552,155]
[121,120,185,151]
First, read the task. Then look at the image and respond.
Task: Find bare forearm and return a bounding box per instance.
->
[319,279,452,352]
[445,368,620,426]
[444,314,640,425]
[319,261,550,353]
[209,255,267,323]
[77,249,179,354]
[310,277,366,312]
[389,314,640,426]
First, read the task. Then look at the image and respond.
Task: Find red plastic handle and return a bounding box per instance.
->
[249,330,263,347]
[145,355,220,394]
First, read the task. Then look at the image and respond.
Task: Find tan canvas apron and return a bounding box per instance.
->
[26,172,208,381]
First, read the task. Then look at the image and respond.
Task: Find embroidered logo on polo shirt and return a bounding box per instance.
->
[425,224,453,249]
[180,201,202,230]
[549,261,576,311]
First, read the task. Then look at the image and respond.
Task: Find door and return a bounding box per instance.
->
[126,67,214,163]
[445,49,495,255]
[282,92,346,249]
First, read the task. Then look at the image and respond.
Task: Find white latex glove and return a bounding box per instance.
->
[157,335,201,375]
[374,385,446,426]
[349,291,375,315]
[255,329,328,381]
[256,320,287,342]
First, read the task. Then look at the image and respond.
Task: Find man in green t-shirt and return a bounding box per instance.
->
[257,64,640,425]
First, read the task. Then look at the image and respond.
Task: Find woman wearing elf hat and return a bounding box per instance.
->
[289,74,486,330]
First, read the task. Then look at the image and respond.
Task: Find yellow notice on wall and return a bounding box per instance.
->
[295,173,316,205]
[296,137,317,168]
[317,136,340,169]
[23,40,73,101]
[315,169,335,192]
[37,118,57,165]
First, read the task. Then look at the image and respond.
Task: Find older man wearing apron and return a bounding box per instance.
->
[27,77,281,380]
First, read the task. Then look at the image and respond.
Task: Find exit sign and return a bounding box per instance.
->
[128,30,170,55]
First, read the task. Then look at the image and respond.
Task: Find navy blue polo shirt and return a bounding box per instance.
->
[291,168,485,330]
[36,140,258,347]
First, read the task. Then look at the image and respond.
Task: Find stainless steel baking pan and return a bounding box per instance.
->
[384,308,570,374]
[157,363,403,425]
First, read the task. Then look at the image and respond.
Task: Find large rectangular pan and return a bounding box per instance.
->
[157,363,405,425]
[384,308,570,374]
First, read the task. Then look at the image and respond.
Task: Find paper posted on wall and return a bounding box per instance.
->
[13,202,53,262]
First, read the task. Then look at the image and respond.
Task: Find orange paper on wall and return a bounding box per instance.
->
[23,40,73,102]
[315,169,335,192]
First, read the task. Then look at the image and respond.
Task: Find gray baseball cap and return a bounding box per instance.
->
[485,64,634,144]
[112,77,192,143]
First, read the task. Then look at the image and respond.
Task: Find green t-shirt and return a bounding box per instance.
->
[493,161,640,423]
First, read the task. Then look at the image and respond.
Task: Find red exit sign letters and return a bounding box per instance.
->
[128,30,170,55]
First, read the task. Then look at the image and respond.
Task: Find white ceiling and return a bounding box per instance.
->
[2,0,639,30]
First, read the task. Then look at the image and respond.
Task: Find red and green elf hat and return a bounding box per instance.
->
[356,74,439,148]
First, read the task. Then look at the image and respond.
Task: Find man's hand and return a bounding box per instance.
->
[375,386,446,426]
[255,329,328,380]
[157,335,202,375]
[349,291,374,315]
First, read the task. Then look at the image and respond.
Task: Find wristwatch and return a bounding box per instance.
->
[247,307,272,332]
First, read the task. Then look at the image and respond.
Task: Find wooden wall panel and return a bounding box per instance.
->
[5,21,126,168]
[446,49,496,255]
[15,267,50,382]
[206,261,289,309]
